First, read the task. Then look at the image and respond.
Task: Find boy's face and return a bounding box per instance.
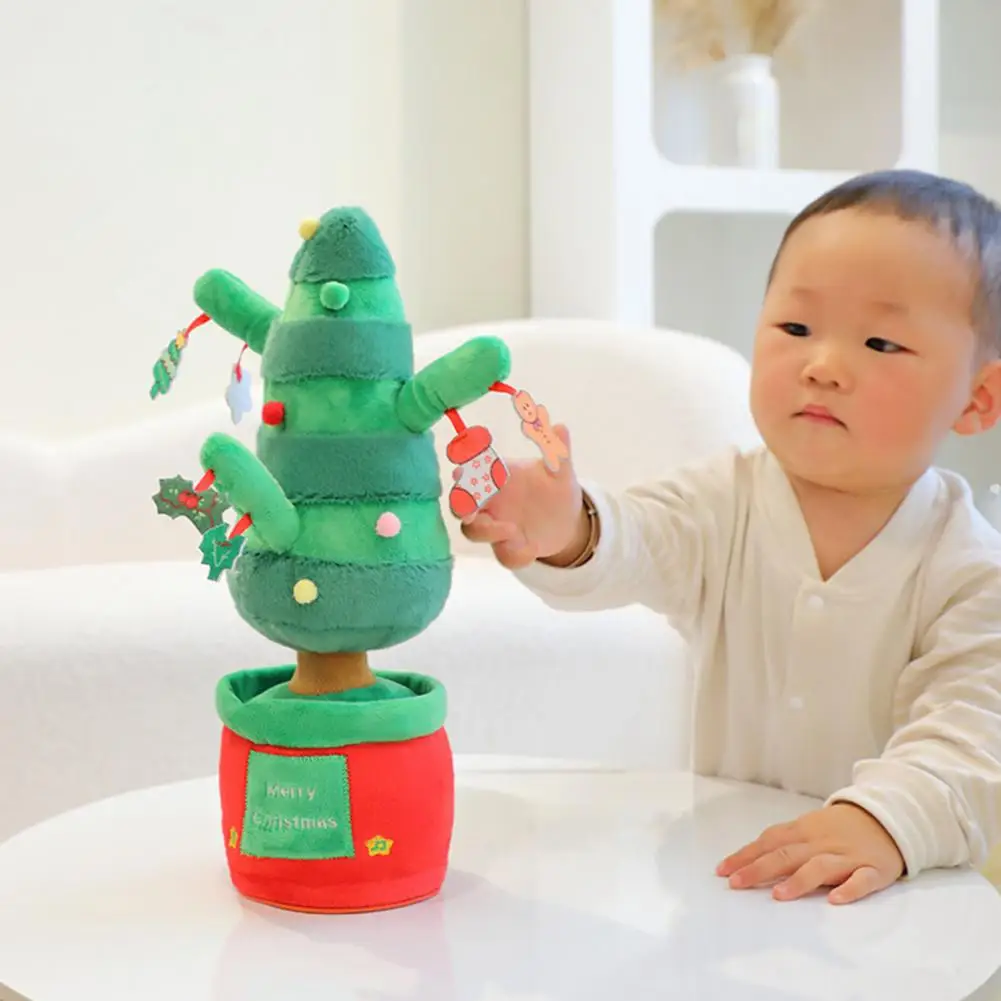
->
[750,208,997,494]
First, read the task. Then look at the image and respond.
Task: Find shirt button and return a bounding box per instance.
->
[806,594,824,610]
[789,696,805,710]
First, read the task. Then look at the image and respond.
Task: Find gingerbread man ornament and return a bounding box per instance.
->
[512,389,569,472]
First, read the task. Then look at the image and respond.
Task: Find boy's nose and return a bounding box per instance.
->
[801,351,847,389]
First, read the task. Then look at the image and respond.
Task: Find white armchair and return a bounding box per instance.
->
[0,319,759,842]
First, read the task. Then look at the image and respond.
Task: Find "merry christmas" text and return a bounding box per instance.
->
[250,811,339,832]
[267,782,317,801]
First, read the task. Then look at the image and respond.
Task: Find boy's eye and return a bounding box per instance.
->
[866,337,906,354]
[779,322,809,336]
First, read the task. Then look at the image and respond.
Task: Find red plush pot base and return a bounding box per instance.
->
[220,723,453,914]
[236,875,445,914]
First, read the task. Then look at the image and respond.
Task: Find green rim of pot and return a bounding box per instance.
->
[216,665,447,749]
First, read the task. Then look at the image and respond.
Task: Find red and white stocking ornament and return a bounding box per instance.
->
[445,421,508,519]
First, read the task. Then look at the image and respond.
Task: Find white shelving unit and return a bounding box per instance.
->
[529,0,1000,518]
[528,0,939,326]
[939,0,1001,206]
[936,0,1001,517]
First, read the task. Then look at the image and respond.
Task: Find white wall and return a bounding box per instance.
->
[0,0,527,439]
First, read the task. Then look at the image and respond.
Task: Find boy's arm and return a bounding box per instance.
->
[825,562,1001,878]
[512,449,741,638]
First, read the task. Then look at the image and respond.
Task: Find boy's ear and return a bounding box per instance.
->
[954,358,1001,435]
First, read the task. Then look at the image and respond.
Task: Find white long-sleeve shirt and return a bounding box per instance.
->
[514,446,1001,877]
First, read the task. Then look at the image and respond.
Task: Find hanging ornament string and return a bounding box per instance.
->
[234,342,249,380]
[182,312,212,342]
[444,382,514,435]
[443,408,467,434]
[149,312,212,400]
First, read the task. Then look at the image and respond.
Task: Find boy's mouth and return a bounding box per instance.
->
[795,404,846,428]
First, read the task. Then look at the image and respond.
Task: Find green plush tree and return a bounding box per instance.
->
[194,208,510,695]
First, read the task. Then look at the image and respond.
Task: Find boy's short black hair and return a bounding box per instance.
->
[768,168,1001,356]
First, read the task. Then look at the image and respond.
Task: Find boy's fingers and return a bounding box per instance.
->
[717,821,797,876]
[550,423,575,479]
[773,854,852,901]
[827,865,886,905]
[460,512,535,566]
[728,842,812,890]
[460,513,518,546]
[495,538,538,570]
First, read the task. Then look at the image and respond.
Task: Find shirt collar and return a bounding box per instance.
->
[754,448,945,591]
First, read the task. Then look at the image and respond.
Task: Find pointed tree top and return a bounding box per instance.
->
[289,206,396,282]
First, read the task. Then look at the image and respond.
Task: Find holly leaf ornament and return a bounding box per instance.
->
[199,523,245,581]
[153,476,232,534]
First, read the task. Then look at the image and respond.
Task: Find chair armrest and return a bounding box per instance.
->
[0,557,688,842]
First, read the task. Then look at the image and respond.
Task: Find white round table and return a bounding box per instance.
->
[1,756,999,1001]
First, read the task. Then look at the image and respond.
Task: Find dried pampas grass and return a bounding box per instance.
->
[656,0,820,69]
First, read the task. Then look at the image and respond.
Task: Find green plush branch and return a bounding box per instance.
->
[193,269,281,355]
[396,335,512,433]
[199,432,300,553]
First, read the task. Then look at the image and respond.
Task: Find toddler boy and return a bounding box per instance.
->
[463,169,1001,904]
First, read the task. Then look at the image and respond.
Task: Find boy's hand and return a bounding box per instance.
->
[460,424,585,569]
[716,803,905,904]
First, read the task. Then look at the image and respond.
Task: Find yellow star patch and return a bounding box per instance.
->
[365,835,394,856]
[228,827,239,849]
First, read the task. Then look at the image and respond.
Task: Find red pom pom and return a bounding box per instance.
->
[262,401,286,427]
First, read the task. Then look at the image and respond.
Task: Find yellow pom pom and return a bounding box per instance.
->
[298,218,319,240]
[292,578,318,604]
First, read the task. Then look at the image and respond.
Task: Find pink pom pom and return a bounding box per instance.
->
[375,512,402,538]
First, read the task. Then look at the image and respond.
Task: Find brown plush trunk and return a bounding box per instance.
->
[289,650,376,695]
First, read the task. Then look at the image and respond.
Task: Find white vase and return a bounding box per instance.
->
[706,54,779,169]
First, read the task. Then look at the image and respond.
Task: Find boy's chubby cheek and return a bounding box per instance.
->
[748,371,792,422]
[854,385,932,447]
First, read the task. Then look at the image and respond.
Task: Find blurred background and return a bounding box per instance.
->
[0,0,996,516]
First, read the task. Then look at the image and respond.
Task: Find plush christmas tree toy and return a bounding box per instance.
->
[152,205,566,914]
[155,206,514,916]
